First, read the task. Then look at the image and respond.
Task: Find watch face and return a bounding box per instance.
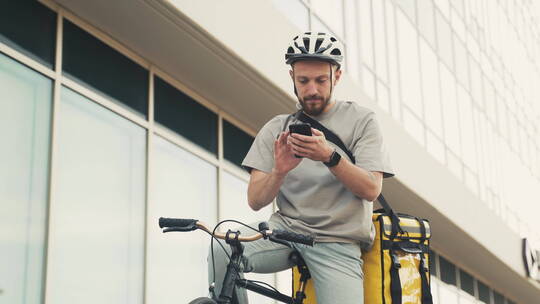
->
[325,151,341,167]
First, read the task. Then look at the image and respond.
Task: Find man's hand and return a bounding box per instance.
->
[274,131,302,175]
[288,128,334,162]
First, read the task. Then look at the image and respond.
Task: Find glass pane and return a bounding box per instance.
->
[438,255,456,285]
[459,269,474,296]
[311,15,337,39]
[146,135,217,303]
[0,0,56,67]
[271,0,309,31]
[493,291,504,304]
[154,76,218,155]
[0,52,51,304]
[62,19,148,117]
[457,85,477,170]
[429,250,438,277]
[220,171,274,304]
[48,87,145,303]
[477,280,490,303]
[223,120,254,168]
[310,0,344,37]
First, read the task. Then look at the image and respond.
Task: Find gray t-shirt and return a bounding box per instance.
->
[242,101,394,245]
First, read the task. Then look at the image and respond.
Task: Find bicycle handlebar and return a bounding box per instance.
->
[158,217,314,246]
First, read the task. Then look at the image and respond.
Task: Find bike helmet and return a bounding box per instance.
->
[285,32,344,69]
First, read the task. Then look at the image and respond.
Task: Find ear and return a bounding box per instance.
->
[334,68,342,85]
[289,69,294,80]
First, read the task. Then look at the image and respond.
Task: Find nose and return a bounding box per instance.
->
[304,82,318,95]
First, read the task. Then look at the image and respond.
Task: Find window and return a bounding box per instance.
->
[223,120,254,168]
[477,280,491,303]
[146,135,217,303]
[62,19,149,117]
[0,52,52,304]
[154,76,218,155]
[372,0,387,82]
[219,171,274,303]
[438,255,456,285]
[0,0,56,67]
[459,269,474,296]
[48,87,146,303]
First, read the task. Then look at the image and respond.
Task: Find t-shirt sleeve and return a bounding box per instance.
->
[241,118,281,173]
[352,113,395,178]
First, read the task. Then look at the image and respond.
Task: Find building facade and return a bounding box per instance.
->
[1,0,539,303]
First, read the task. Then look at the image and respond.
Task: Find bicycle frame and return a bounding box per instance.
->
[213,230,310,304]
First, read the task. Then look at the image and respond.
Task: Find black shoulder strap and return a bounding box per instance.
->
[295,111,356,163]
[289,111,402,233]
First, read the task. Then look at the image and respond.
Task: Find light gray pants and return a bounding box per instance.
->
[208,219,364,304]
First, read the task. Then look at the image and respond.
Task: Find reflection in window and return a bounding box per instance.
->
[0,52,52,304]
[220,171,274,303]
[271,0,309,31]
[397,9,422,118]
[147,135,217,303]
[48,87,146,304]
[372,0,387,81]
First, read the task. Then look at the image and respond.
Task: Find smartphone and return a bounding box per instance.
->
[288,123,312,136]
[288,123,312,158]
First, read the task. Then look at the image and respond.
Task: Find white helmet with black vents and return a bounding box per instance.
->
[285,32,344,69]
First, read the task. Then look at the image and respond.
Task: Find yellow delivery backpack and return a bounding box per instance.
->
[292,195,433,304]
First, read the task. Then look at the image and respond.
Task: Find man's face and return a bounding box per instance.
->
[290,60,341,116]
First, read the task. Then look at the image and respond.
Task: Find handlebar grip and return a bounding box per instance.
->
[159,217,197,229]
[272,229,314,246]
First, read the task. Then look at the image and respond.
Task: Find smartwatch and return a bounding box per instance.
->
[323,150,341,167]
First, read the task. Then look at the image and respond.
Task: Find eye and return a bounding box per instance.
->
[298,79,308,84]
[316,78,328,84]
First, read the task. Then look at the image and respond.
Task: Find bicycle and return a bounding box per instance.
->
[158,217,315,304]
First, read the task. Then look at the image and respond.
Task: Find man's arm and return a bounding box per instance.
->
[247,131,302,210]
[288,128,383,201]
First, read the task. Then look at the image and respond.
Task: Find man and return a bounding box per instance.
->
[209,32,394,304]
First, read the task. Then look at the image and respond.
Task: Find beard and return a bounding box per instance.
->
[298,94,331,116]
